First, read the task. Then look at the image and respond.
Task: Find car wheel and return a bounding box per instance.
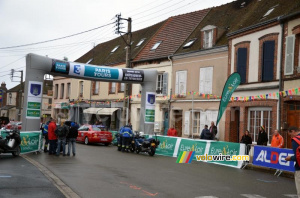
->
[104,143,110,146]
[84,137,89,145]
[12,146,21,157]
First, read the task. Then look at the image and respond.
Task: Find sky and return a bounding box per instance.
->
[0,0,234,89]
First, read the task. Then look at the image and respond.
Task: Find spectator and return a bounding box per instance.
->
[209,121,218,139]
[285,126,300,197]
[55,123,69,156]
[67,122,78,156]
[271,129,284,148]
[257,126,268,146]
[48,118,57,155]
[43,121,51,152]
[167,126,177,137]
[200,125,212,140]
[240,130,252,145]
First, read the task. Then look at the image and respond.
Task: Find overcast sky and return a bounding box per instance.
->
[0,0,233,89]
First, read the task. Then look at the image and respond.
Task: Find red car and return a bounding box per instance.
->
[76,125,112,146]
[5,121,22,130]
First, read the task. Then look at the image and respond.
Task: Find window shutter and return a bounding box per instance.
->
[262,41,275,81]
[200,111,206,133]
[109,82,112,94]
[184,111,190,135]
[208,30,213,47]
[237,48,247,83]
[205,67,213,94]
[162,72,168,96]
[92,81,95,94]
[199,68,205,93]
[179,71,187,96]
[175,72,179,95]
[284,35,295,75]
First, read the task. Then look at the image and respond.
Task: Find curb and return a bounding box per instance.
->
[245,164,294,179]
[22,155,81,198]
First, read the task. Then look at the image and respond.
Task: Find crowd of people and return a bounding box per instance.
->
[42,118,78,157]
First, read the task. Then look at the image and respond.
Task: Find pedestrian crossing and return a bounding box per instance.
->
[195,194,298,198]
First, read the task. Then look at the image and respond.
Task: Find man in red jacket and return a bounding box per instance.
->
[167,126,178,137]
[48,118,57,155]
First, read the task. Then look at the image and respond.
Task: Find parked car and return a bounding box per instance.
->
[5,121,22,130]
[76,125,112,146]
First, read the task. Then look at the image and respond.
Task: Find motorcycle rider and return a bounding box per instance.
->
[121,125,133,153]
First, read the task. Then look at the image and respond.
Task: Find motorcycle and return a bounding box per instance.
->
[134,132,160,156]
[116,132,135,153]
[0,128,21,157]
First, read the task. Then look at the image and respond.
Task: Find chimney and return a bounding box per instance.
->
[1,82,7,90]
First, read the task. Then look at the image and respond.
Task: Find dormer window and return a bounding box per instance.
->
[183,38,197,48]
[201,25,216,49]
[151,41,162,50]
[111,45,119,53]
[136,38,146,47]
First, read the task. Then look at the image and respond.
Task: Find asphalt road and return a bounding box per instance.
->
[24,143,297,198]
[0,154,65,198]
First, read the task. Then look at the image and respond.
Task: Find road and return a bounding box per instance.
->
[21,142,298,198]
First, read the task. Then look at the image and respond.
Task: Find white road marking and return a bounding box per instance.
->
[195,196,219,198]
[283,195,299,198]
[0,175,12,178]
[241,194,266,198]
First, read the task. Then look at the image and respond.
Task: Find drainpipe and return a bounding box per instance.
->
[277,17,285,132]
[168,55,173,132]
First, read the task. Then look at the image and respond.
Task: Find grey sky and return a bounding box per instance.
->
[0,0,233,89]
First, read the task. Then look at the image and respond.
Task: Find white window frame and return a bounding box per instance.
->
[247,107,272,144]
[120,83,125,92]
[136,38,145,47]
[111,45,119,53]
[111,82,116,93]
[175,70,187,96]
[79,81,84,97]
[199,67,213,94]
[95,81,99,95]
[151,41,162,50]
[156,73,164,95]
[192,110,218,134]
[203,29,213,48]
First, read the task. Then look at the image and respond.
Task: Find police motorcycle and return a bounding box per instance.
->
[0,125,21,157]
[134,132,160,156]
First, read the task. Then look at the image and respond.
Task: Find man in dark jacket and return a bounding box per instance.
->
[209,121,218,139]
[48,118,57,155]
[285,126,300,197]
[67,122,78,156]
[200,125,212,140]
[257,126,268,146]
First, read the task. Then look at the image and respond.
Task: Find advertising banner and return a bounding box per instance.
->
[155,136,177,157]
[26,81,43,119]
[145,92,156,123]
[110,131,118,145]
[216,72,241,125]
[122,69,144,82]
[178,139,207,160]
[252,146,295,172]
[51,59,70,74]
[208,141,240,167]
[1,131,42,154]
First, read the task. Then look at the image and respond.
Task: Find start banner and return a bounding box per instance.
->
[252,145,295,172]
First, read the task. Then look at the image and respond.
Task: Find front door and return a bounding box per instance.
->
[287,102,300,148]
[164,111,169,135]
[174,110,182,137]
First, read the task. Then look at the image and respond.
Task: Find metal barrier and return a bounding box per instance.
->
[241,144,253,169]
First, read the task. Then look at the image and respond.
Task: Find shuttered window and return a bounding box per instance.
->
[262,41,275,82]
[237,48,247,84]
[162,72,168,96]
[199,67,213,94]
[175,71,187,96]
[284,35,295,75]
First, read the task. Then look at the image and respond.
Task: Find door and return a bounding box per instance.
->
[164,111,169,135]
[287,102,300,148]
[174,110,182,137]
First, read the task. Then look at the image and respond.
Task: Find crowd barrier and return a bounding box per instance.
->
[242,144,295,175]
[0,130,43,154]
[148,135,246,169]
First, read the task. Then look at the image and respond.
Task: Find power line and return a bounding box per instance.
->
[0,56,25,70]
[0,22,114,50]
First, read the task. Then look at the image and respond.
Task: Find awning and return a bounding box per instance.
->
[96,108,119,115]
[83,108,103,114]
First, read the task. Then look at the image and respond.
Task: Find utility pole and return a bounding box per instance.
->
[115,13,132,127]
[18,71,23,121]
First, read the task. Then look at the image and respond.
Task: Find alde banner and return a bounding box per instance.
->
[216,72,241,126]
[252,145,295,172]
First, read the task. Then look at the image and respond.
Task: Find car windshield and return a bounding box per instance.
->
[92,127,101,131]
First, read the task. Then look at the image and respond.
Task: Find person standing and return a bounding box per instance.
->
[240,130,252,146]
[121,125,133,152]
[48,118,57,155]
[209,121,218,139]
[67,122,78,156]
[43,121,50,152]
[285,126,300,197]
[200,125,212,140]
[55,123,69,156]
[257,126,268,146]
[271,129,284,148]
[167,126,178,137]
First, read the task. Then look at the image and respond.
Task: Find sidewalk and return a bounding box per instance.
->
[0,154,65,198]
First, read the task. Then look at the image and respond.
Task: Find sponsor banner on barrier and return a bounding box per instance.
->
[252,146,295,172]
[1,131,42,154]
[156,136,177,157]
[178,139,207,160]
[110,131,118,145]
[51,60,70,75]
[208,141,240,167]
